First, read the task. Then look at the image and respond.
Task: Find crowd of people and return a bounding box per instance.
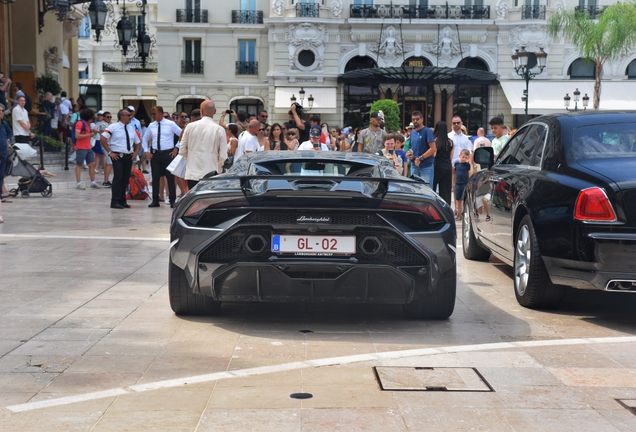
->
[0,86,514,221]
[216,104,512,218]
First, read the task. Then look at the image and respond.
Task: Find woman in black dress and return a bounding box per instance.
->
[432,121,454,206]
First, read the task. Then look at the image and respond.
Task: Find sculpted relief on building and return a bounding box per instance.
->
[285,23,329,72]
[368,25,414,67]
[424,26,465,68]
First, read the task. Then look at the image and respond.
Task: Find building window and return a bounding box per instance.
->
[237,40,257,75]
[568,58,595,79]
[183,39,203,74]
[456,57,489,71]
[626,59,636,79]
[79,16,91,39]
[298,50,315,68]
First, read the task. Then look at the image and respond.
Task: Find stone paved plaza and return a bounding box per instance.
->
[1,170,636,431]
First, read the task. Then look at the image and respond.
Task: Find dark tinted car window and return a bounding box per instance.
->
[514,124,547,167]
[572,123,636,160]
[497,127,528,165]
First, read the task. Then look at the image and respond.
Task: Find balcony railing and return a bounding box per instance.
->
[350,4,489,19]
[176,9,209,23]
[231,10,264,24]
[296,3,319,18]
[102,61,158,73]
[182,60,204,74]
[574,5,604,19]
[521,5,546,20]
[236,61,258,75]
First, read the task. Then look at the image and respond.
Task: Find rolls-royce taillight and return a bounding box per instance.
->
[574,187,617,222]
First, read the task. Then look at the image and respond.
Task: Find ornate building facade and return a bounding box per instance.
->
[92,0,636,132]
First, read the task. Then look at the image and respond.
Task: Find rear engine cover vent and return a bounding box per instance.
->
[374,367,493,392]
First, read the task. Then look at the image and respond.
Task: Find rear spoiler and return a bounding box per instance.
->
[209,175,390,207]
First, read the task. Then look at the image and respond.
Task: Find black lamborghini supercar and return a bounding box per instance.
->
[169,151,456,319]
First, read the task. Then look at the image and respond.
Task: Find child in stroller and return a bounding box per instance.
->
[5,147,53,198]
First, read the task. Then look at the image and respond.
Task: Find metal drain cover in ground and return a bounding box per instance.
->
[374,367,492,392]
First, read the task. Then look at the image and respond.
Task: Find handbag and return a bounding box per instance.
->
[167,154,187,178]
[223,155,234,170]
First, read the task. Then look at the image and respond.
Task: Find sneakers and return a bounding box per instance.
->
[76,183,86,190]
[102,181,112,187]
[90,182,100,189]
[142,170,149,174]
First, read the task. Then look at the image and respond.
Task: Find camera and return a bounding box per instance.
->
[388,149,395,155]
[226,110,232,115]
[313,143,321,148]
[290,102,304,117]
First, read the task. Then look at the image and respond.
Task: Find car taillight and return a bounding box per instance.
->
[574,187,617,222]
[184,198,248,218]
[380,202,443,222]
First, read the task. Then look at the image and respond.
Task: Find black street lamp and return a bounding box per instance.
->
[38,0,152,62]
[512,46,548,124]
[87,0,108,42]
[289,87,315,111]
[564,88,589,112]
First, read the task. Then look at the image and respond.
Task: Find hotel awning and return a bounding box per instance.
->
[338,66,499,86]
[500,80,636,115]
[274,87,337,113]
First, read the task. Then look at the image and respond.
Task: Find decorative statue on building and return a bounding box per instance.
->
[330,0,343,17]
[425,26,463,67]
[272,0,284,16]
[44,46,62,75]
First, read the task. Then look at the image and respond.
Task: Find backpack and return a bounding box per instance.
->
[126,169,149,200]
[71,120,87,144]
[24,93,33,113]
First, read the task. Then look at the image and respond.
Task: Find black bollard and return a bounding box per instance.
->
[64,137,70,171]
[38,138,45,171]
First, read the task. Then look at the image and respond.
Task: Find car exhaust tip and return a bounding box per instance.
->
[605,280,636,291]
[245,234,268,255]
[359,236,383,256]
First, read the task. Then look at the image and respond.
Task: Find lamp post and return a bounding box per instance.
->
[511,46,547,124]
[289,87,315,111]
[564,88,589,112]
[39,0,152,62]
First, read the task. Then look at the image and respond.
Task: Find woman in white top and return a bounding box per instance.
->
[226,123,239,157]
[256,123,269,151]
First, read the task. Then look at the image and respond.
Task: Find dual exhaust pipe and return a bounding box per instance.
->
[605,280,636,291]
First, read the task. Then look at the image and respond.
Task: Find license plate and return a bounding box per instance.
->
[272,235,356,255]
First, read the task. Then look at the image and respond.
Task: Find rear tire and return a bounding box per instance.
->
[169,261,220,315]
[514,215,563,309]
[21,190,29,198]
[404,268,456,319]
[462,205,490,261]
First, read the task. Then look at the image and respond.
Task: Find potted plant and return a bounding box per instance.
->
[34,132,64,152]
[35,74,62,99]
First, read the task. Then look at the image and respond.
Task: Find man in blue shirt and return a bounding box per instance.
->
[0,103,13,203]
[406,110,436,186]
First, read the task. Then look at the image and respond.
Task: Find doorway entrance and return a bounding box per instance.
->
[404,101,426,127]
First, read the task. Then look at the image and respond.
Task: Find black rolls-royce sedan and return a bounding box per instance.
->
[170,152,457,319]
[464,112,636,309]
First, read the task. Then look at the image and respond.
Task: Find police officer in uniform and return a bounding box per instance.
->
[100,108,141,209]
[142,106,182,208]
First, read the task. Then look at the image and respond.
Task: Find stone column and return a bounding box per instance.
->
[444,85,455,131]
[434,86,442,126]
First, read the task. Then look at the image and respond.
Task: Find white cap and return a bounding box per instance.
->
[126,105,135,111]
[97,110,105,115]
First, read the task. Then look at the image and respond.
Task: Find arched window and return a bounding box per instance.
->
[344,56,377,72]
[626,59,636,79]
[568,58,595,79]
[456,57,489,71]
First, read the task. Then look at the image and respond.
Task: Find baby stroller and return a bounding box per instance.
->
[5,146,53,198]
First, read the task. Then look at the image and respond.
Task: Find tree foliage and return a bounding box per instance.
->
[547,3,636,109]
[35,74,62,99]
[369,99,401,132]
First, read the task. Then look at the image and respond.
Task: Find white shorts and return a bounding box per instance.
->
[475,193,491,208]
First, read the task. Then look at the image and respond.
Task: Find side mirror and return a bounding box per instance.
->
[202,171,218,179]
[474,147,494,169]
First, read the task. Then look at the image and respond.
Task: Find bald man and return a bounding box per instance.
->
[235,120,260,162]
[179,100,227,189]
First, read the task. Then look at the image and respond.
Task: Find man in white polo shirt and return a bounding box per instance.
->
[12,95,34,144]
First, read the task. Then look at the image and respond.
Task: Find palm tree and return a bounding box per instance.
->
[547,3,636,110]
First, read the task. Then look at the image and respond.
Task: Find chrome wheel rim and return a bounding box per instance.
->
[462,208,471,249]
[515,225,531,296]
